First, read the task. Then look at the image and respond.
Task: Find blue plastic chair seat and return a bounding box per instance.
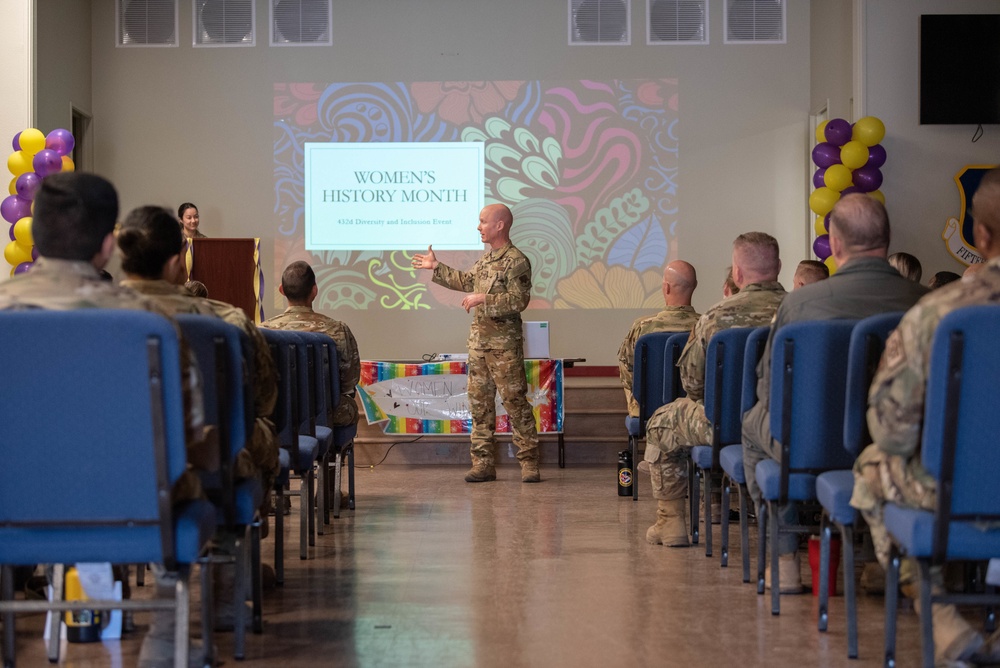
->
[719,445,746,484]
[276,449,291,486]
[690,445,713,470]
[884,504,1000,561]
[334,423,357,448]
[625,415,640,437]
[816,470,857,526]
[315,425,334,458]
[756,458,817,502]
[285,435,320,473]
[213,478,264,527]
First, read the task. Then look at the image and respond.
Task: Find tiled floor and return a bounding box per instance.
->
[7,464,925,667]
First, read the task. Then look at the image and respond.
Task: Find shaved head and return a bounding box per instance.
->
[663,260,697,305]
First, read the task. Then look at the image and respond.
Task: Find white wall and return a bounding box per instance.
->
[84,0,811,364]
[35,0,92,137]
[862,0,1000,278]
[0,0,33,276]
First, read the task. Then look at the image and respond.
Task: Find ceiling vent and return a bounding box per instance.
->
[569,0,630,45]
[724,0,785,44]
[270,0,333,46]
[194,0,255,46]
[648,0,708,44]
[117,0,178,47]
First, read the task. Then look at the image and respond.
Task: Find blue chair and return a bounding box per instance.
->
[720,325,769,581]
[0,310,216,668]
[295,332,338,532]
[756,320,858,615]
[176,315,267,657]
[260,329,320,581]
[626,331,689,501]
[883,305,1000,668]
[816,312,903,659]
[689,327,756,554]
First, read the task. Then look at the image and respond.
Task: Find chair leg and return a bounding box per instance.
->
[273,484,285,585]
[884,548,900,668]
[233,527,248,661]
[918,560,935,668]
[347,443,356,510]
[818,515,832,632]
[136,563,145,586]
[299,473,310,560]
[842,523,858,659]
[3,565,16,668]
[703,470,713,558]
[175,571,191,668]
[317,451,329,534]
[333,451,344,519]
[307,469,316,548]
[199,559,214,668]
[770,500,781,615]
[720,474,731,568]
[757,503,768,595]
[739,483,751,584]
[46,564,65,663]
[690,463,700,546]
[250,520,263,634]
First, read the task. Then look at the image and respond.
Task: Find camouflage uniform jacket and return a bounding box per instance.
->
[433,241,532,351]
[679,281,787,403]
[261,305,361,426]
[120,279,278,422]
[0,259,208,498]
[869,257,1000,459]
[617,305,700,416]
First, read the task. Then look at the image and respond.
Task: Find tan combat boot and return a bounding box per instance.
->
[765,552,804,594]
[903,582,984,663]
[520,460,541,483]
[464,460,496,483]
[646,499,690,547]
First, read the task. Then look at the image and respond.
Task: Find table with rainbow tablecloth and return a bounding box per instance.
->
[357,358,571,466]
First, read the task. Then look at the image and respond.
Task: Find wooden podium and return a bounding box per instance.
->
[187,238,262,322]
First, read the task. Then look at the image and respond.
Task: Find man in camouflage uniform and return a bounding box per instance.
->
[850,169,1000,665]
[411,203,540,483]
[617,260,700,418]
[741,194,928,594]
[0,175,211,668]
[261,261,361,428]
[644,232,786,546]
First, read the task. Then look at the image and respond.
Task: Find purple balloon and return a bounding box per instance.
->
[840,186,862,197]
[12,131,21,152]
[867,144,887,169]
[45,128,75,157]
[852,165,884,193]
[812,168,827,190]
[13,261,32,275]
[15,172,41,201]
[8,224,15,241]
[31,247,39,261]
[812,142,842,168]
[824,118,852,146]
[813,234,832,260]
[1,195,31,224]
[823,212,831,232]
[32,149,63,178]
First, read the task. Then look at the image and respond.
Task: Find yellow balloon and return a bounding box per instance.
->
[61,155,75,172]
[6,151,33,177]
[840,141,869,169]
[815,120,829,144]
[824,164,853,192]
[809,187,840,216]
[825,255,838,276]
[8,177,16,196]
[814,216,827,237]
[3,240,32,266]
[869,190,885,205]
[852,116,885,147]
[13,216,32,245]
[18,128,46,155]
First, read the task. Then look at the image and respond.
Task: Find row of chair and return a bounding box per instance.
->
[628,305,1000,666]
[0,310,358,667]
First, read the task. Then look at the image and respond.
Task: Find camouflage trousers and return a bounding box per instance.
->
[644,397,712,501]
[333,396,359,428]
[233,417,281,492]
[467,347,539,466]
[851,443,937,573]
[741,401,798,554]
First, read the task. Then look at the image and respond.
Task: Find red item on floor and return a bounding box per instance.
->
[807,535,841,597]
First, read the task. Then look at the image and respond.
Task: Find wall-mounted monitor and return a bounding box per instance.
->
[920,14,1000,125]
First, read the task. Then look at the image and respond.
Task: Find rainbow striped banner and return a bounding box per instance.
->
[358,359,563,435]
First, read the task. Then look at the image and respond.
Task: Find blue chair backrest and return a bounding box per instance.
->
[662,331,689,405]
[260,328,300,447]
[704,327,755,448]
[740,326,770,416]
[295,331,340,428]
[632,330,689,433]
[843,312,904,457]
[920,305,1000,544]
[0,309,187,564]
[769,320,859,482]
[289,331,317,436]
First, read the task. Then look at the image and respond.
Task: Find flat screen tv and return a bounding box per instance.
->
[920,14,1000,125]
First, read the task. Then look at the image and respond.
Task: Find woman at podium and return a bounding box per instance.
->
[178,202,207,240]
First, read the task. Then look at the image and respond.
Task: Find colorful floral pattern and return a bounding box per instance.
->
[273,79,679,310]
